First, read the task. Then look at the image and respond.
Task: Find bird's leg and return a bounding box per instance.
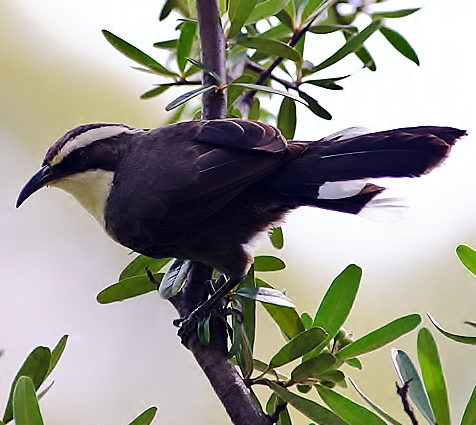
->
[175,276,242,342]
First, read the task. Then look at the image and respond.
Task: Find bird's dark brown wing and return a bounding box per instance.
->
[105,120,304,251]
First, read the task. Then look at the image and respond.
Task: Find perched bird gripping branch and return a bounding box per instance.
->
[16,119,466,331]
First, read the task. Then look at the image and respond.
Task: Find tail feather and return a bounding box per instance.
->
[274,126,466,215]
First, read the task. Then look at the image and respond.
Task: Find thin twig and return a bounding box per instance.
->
[396,381,419,425]
[241,0,338,108]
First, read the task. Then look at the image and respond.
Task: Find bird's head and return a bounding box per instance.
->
[16,123,141,226]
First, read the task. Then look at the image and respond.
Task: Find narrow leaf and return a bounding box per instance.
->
[349,378,404,425]
[228,0,259,38]
[309,24,357,35]
[235,37,301,62]
[97,274,161,304]
[391,349,436,425]
[269,327,327,369]
[254,255,286,272]
[268,381,349,425]
[298,91,332,120]
[291,352,336,383]
[153,39,178,50]
[371,8,420,19]
[239,266,257,351]
[120,256,172,280]
[277,97,296,139]
[309,19,382,73]
[317,385,387,425]
[230,83,308,105]
[312,264,361,353]
[249,97,261,120]
[417,328,451,425]
[128,407,158,425]
[269,226,284,249]
[141,85,173,99]
[197,316,211,346]
[456,244,476,276]
[3,348,51,423]
[461,386,476,425]
[46,335,68,378]
[427,314,476,345]
[336,314,421,360]
[13,377,44,425]
[227,75,254,110]
[257,279,305,339]
[159,259,192,299]
[380,26,419,65]
[186,58,223,85]
[245,0,290,25]
[102,30,177,76]
[235,287,294,308]
[177,22,196,72]
[165,84,215,111]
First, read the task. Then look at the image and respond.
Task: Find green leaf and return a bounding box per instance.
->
[336,314,421,360]
[269,327,327,369]
[228,0,259,38]
[3,347,51,423]
[102,30,177,76]
[159,259,193,299]
[277,97,296,139]
[380,26,419,65]
[308,19,382,74]
[316,385,387,425]
[230,82,309,106]
[197,315,211,346]
[245,0,290,25]
[309,24,357,35]
[456,244,476,276]
[427,314,476,345]
[249,97,261,120]
[153,39,178,50]
[235,37,301,62]
[371,8,420,19]
[239,266,257,351]
[165,84,216,111]
[303,78,344,90]
[345,358,362,369]
[348,378,404,425]
[97,274,160,304]
[227,75,255,110]
[291,352,336,383]
[254,255,286,272]
[128,407,158,425]
[417,328,451,425]
[268,381,349,425]
[269,226,284,249]
[461,386,476,425]
[312,264,361,353]
[257,279,305,339]
[301,312,313,330]
[177,22,197,72]
[120,256,172,281]
[392,349,436,425]
[235,287,294,308]
[141,85,173,99]
[186,57,223,85]
[13,377,44,425]
[46,335,68,379]
[298,91,332,120]
[301,0,334,26]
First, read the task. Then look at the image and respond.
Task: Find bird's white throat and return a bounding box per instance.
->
[51,169,114,228]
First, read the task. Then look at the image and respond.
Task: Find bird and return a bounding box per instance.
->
[16,119,465,327]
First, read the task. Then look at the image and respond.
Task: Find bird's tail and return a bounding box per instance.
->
[275,126,466,215]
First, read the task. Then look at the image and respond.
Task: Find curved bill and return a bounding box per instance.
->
[16,165,53,208]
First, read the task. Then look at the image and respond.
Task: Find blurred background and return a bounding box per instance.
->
[1,0,475,424]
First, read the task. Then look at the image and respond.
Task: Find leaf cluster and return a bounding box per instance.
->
[103,0,421,132]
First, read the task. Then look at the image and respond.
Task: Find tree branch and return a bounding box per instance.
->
[167,0,271,423]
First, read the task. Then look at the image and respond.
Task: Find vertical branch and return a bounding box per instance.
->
[196,0,227,119]
[169,1,271,424]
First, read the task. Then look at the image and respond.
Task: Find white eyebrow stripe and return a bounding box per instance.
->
[50,125,140,166]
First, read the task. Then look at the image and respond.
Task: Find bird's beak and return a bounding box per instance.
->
[16,165,54,208]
